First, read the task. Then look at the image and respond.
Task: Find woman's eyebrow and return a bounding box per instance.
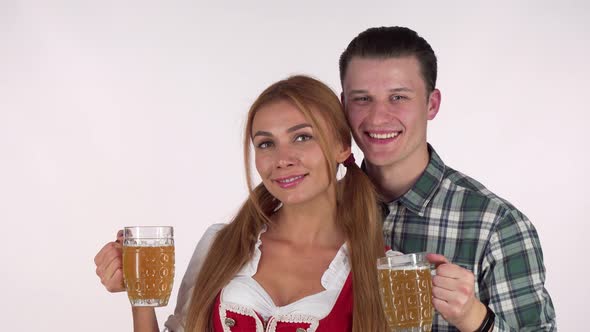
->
[253,130,272,138]
[253,123,311,138]
[287,123,311,133]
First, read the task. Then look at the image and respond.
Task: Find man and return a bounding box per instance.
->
[339,27,556,331]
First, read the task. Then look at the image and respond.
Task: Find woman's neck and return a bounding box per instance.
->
[268,195,344,249]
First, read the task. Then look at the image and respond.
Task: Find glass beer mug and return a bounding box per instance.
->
[377,253,434,331]
[123,226,175,307]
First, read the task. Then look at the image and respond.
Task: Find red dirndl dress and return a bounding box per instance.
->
[211,273,353,332]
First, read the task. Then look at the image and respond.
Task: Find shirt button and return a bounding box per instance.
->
[224,317,236,327]
[296,328,307,332]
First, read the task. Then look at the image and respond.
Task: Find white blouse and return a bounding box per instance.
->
[164,223,351,332]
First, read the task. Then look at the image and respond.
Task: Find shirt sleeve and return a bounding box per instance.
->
[163,223,226,332]
[481,209,556,331]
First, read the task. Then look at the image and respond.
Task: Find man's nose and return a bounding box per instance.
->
[366,101,393,125]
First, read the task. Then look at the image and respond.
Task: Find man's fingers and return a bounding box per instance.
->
[432,296,450,310]
[432,274,462,292]
[426,253,449,267]
[432,283,455,302]
[432,297,463,320]
[436,262,473,279]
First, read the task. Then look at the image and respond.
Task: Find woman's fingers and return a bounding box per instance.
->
[95,240,125,292]
[104,268,125,293]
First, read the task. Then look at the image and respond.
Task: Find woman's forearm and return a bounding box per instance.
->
[131,307,159,332]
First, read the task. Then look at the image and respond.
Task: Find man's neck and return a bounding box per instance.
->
[365,147,430,202]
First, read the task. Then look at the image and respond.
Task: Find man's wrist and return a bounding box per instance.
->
[474,305,495,332]
[456,300,488,332]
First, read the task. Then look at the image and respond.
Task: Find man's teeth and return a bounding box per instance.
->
[368,132,399,139]
[279,175,304,183]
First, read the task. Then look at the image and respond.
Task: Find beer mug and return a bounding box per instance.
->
[123,226,175,306]
[377,253,433,331]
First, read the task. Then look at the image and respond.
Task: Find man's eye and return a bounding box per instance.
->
[391,95,406,101]
[353,96,370,102]
[294,134,312,142]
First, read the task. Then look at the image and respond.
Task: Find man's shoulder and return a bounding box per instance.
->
[437,165,525,221]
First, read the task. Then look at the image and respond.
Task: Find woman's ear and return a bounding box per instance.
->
[334,144,352,164]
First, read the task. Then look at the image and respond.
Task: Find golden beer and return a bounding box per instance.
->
[123,226,175,307]
[378,254,433,332]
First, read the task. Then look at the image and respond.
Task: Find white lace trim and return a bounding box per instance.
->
[237,225,350,292]
[265,313,320,332]
[320,243,350,290]
[219,302,321,332]
[219,302,264,332]
[237,225,267,276]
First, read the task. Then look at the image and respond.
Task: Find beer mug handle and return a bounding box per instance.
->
[385,250,404,257]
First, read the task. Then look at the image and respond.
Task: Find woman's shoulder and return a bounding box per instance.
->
[176,223,228,292]
[202,223,226,239]
[190,223,226,256]
[166,223,229,330]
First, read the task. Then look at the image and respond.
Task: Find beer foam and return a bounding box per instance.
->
[377,264,430,271]
[124,238,174,247]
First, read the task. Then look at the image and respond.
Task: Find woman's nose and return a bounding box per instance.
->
[274,146,297,168]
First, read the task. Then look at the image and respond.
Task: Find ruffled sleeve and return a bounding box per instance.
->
[320,243,351,291]
[235,225,267,277]
[236,228,351,290]
[163,223,226,332]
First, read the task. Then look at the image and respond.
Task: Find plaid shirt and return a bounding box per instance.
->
[378,145,556,331]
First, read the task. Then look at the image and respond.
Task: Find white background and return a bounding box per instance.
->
[1,0,588,330]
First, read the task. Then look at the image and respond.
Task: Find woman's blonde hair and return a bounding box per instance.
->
[185,75,386,331]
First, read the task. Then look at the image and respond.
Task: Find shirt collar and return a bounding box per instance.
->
[362,144,446,216]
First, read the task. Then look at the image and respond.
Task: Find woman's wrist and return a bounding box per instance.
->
[131,306,159,332]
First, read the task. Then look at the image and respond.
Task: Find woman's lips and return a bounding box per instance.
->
[273,174,307,188]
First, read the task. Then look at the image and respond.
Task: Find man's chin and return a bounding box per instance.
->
[363,154,399,168]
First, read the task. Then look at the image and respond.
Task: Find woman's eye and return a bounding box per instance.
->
[257,141,273,149]
[294,134,312,142]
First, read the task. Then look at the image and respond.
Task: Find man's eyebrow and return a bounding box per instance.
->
[348,87,414,94]
[252,123,311,138]
[389,87,413,93]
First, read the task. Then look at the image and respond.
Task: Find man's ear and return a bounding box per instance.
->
[427,89,441,120]
[340,92,346,109]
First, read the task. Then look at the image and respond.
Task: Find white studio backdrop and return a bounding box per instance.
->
[1,1,588,330]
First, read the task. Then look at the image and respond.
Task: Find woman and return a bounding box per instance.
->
[95,75,387,331]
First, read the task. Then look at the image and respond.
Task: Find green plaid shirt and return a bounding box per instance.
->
[378,145,556,331]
